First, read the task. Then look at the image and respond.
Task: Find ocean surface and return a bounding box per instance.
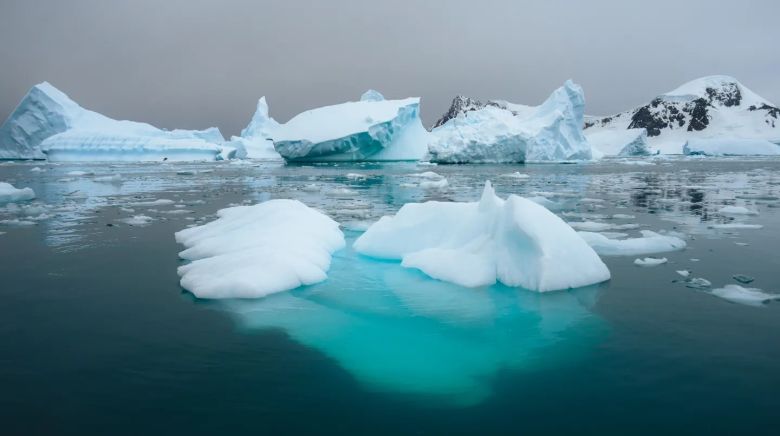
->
[1,157,779,434]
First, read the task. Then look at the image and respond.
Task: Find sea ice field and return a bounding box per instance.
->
[1,157,780,434]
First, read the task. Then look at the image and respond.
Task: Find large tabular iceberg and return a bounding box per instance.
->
[227,97,282,160]
[426,81,593,163]
[273,90,430,162]
[175,199,345,299]
[0,82,223,161]
[354,181,610,292]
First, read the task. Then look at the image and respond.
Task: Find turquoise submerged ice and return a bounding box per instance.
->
[214,232,607,406]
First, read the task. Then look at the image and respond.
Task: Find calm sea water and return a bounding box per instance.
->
[1,157,779,434]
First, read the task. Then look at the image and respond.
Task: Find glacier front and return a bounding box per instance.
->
[0,82,223,161]
[273,90,430,162]
[354,181,610,292]
[426,81,593,163]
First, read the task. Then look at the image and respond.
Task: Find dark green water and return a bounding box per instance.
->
[1,158,779,434]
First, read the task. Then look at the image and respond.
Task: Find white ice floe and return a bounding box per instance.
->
[633,257,668,267]
[93,174,122,183]
[578,230,686,256]
[709,285,780,307]
[176,199,345,299]
[427,81,593,163]
[676,270,691,278]
[122,215,153,226]
[567,221,639,232]
[718,205,758,215]
[710,223,763,230]
[0,182,36,203]
[354,181,610,292]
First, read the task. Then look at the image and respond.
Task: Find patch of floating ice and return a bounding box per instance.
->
[129,198,175,207]
[354,181,610,292]
[500,172,530,179]
[122,215,153,226]
[710,223,763,230]
[93,174,122,183]
[568,221,639,232]
[176,199,345,299]
[66,170,93,177]
[685,277,712,289]
[709,285,780,307]
[578,230,686,256]
[718,205,758,215]
[634,257,668,267]
[676,270,691,278]
[0,182,36,203]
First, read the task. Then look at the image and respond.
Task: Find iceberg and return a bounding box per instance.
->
[175,199,345,299]
[354,181,610,292]
[683,138,780,156]
[0,182,35,203]
[709,285,780,307]
[227,97,282,160]
[273,91,430,162]
[578,230,686,256]
[586,128,651,157]
[426,81,593,163]
[0,82,223,161]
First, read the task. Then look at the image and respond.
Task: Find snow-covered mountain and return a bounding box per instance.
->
[584,76,780,154]
[0,82,224,161]
[427,80,593,163]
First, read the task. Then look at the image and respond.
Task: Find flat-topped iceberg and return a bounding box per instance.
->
[426,81,593,163]
[227,97,282,159]
[0,182,35,203]
[683,138,780,156]
[354,181,610,292]
[175,199,345,299]
[273,91,430,162]
[578,230,686,256]
[0,82,223,161]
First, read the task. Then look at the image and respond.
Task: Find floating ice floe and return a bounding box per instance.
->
[273,90,429,162]
[578,230,686,256]
[93,174,122,183]
[0,82,223,161]
[354,181,610,292]
[709,223,763,230]
[709,285,780,307]
[634,257,668,267]
[0,182,35,203]
[427,81,593,163]
[567,221,639,232]
[121,215,153,226]
[176,199,345,299]
[718,205,758,215]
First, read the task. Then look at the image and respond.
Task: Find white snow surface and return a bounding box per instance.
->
[0,82,223,161]
[354,181,610,292]
[426,81,593,163]
[0,182,36,203]
[176,199,345,299]
[273,93,429,161]
[585,76,780,154]
[578,230,686,256]
[586,128,651,157]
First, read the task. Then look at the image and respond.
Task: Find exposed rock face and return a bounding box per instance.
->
[584,76,780,154]
[432,96,499,128]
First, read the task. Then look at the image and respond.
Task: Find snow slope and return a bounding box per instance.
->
[585,76,780,154]
[0,82,223,161]
[273,91,430,162]
[354,181,610,292]
[427,81,593,163]
[176,199,345,299]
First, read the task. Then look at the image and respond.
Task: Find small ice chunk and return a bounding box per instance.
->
[710,223,763,230]
[710,285,780,307]
[66,170,93,176]
[685,277,712,290]
[0,182,36,203]
[732,274,755,284]
[122,215,153,226]
[93,174,122,183]
[501,172,530,179]
[634,257,668,267]
[578,230,686,256]
[718,205,758,215]
[676,270,691,278]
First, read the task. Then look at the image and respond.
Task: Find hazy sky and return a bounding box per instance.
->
[1,0,778,136]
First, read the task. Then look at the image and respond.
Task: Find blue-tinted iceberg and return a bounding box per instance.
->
[0,82,223,161]
[273,91,430,162]
[0,182,35,203]
[354,181,610,292]
[683,138,780,156]
[175,199,345,299]
[427,81,593,163]
[227,97,282,160]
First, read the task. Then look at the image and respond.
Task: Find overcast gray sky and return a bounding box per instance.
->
[1,0,778,136]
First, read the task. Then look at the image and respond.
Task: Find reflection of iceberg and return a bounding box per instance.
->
[211,233,607,406]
